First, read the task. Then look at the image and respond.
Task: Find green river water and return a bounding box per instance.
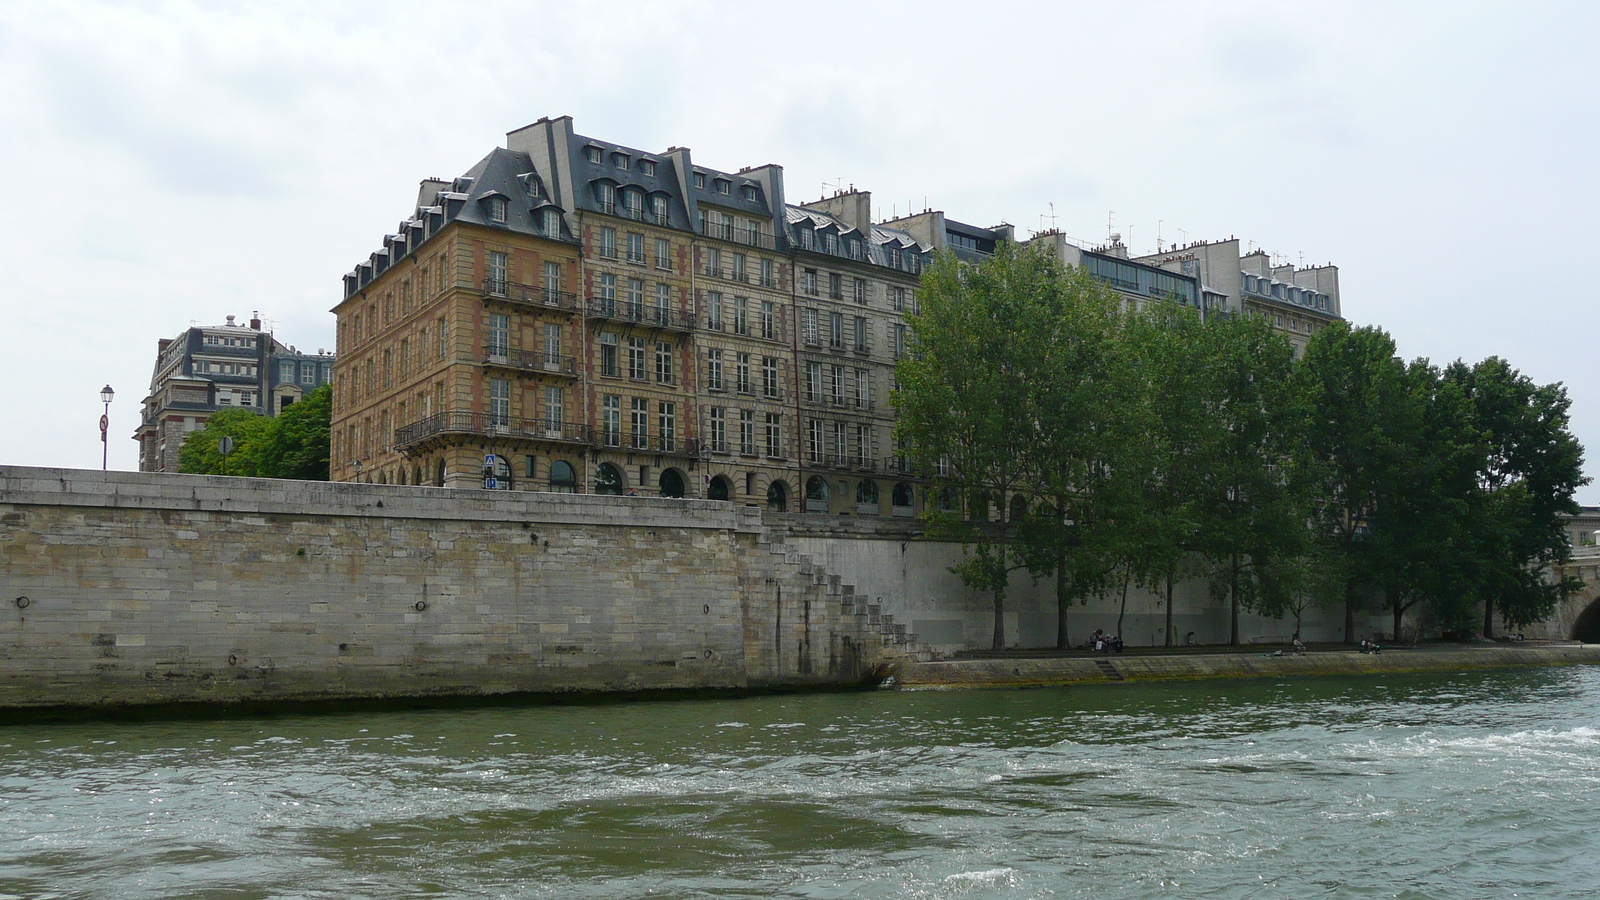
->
[2,666,1597,899]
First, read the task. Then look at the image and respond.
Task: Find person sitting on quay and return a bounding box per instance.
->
[1292,632,1307,655]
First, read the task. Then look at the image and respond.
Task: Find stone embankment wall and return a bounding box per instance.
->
[0,467,922,711]
[780,518,1382,651]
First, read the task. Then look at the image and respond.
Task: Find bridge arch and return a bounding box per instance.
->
[1572,596,1600,643]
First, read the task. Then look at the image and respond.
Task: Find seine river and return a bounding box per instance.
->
[3,666,1598,899]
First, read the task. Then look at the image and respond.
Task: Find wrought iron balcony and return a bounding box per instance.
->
[479,278,579,313]
[599,434,706,456]
[394,412,593,451]
[883,455,918,475]
[482,347,578,377]
[586,298,696,332]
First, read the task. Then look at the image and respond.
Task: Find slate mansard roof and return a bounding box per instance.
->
[341,116,799,302]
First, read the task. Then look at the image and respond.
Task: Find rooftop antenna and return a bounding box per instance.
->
[1040,202,1058,233]
[1179,227,1189,246]
[1299,251,1305,268]
[1156,219,1163,253]
[1107,210,1116,240]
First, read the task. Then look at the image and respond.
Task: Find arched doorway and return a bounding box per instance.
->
[549,460,577,493]
[436,459,446,487]
[767,480,788,512]
[659,468,685,498]
[1009,493,1028,523]
[1573,596,1600,642]
[594,462,623,495]
[708,475,731,501]
[805,476,829,513]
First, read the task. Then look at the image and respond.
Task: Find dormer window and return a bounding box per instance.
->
[741,184,757,201]
[651,194,668,224]
[612,152,630,170]
[486,196,507,223]
[596,182,616,214]
[586,146,603,164]
[541,207,562,237]
[694,172,706,189]
[715,179,731,195]
[640,160,657,177]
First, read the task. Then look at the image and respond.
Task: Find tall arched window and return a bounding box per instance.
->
[889,483,915,512]
[549,460,577,493]
[659,468,685,498]
[594,462,623,495]
[856,479,879,507]
[708,475,731,501]
[767,480,788,513]
[1009,493,1028,523]
[805,476,829,513]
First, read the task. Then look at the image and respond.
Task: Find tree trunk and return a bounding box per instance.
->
[1229,553,1240,646]
[1392,602,1404,644]
[992,585,1007,651]
[1344,583,1358,644]
[1116,570,1130,642]
[1483,595,1495,640]
[1055,550,1069,650]
[1164,572,1175,647]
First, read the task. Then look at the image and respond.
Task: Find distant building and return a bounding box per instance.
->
[1027,232,1215,314]
[133,314,334,473]
[1134,238,1343,354]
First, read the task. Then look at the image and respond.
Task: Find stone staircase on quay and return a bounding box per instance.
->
[752,522,937,670]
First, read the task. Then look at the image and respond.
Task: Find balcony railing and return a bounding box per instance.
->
[394,412,593,450]
[482,347,578,376]
[480,278,580,313]
[883,456,918,475]
[602,434,706,456]
[803,395,875,412]
[703,222,777,249]
[586,298,696,332]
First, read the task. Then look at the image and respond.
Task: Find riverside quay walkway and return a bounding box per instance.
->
[896,642,1600,689]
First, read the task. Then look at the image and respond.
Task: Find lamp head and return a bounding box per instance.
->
[100,385,115,404]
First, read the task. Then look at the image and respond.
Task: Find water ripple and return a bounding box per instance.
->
[3,667,1599,898]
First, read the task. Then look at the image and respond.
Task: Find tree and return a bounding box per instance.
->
[1296,323,1423,642]
[1012,265,1130,649]
[1117,302,1209,646]
[1189,311,1308,645]
[177,386,333,480]
[1445,358,1587,635]
[896,242,1068,650]
[1366,362,1483,642]
[178,408,273,477]
[254,386,333,480]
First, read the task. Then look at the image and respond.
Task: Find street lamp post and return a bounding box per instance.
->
[99,385,114,471]
[353,459,363,483]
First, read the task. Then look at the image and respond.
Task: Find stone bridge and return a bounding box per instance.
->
[1544,544,1600,642]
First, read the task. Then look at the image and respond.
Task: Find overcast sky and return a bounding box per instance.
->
[3,0,1597,498]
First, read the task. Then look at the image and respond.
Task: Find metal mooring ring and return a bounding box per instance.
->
[14,597,28,609]
[414,600,428,612]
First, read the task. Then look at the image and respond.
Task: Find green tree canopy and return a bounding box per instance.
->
[178,386,332,480]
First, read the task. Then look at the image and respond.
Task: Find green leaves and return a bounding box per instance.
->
[896,250,1588,645]
[177,386,332,480]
